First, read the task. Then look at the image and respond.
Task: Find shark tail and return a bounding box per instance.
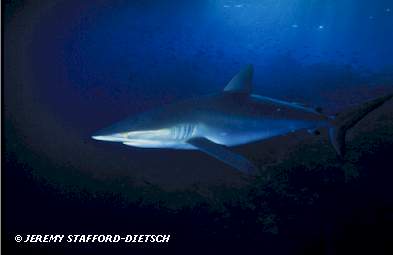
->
[328,94,392,157]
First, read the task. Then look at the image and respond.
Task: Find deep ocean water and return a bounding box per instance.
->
[4,0,393,253]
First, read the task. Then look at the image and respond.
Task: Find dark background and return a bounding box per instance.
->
[3,0,393,253]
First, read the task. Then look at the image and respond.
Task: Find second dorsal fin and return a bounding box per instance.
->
[223,64,253,94]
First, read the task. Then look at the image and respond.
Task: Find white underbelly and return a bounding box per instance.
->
[205,131,276,147]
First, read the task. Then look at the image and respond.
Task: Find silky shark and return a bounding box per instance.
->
[92,65,392,175]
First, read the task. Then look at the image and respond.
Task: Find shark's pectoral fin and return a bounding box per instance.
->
[187,137,258,175]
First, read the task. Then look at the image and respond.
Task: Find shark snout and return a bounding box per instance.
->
[91,128,126,142]
[92,135,117,141]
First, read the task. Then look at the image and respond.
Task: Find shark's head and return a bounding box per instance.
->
[92,110,196,148]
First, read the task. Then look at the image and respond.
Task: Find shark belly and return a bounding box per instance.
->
[199,117,323,147]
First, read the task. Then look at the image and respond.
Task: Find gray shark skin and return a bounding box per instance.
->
[92,65,392,175]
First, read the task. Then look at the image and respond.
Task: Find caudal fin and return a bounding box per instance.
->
[329,94,393,157]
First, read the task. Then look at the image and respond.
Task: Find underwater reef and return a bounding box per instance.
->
[6,96,393,253]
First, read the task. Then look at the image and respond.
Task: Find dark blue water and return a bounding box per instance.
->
[16,0,393,131]
[4,0,393,253]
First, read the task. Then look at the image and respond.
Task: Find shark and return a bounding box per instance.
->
[92,65,392,175]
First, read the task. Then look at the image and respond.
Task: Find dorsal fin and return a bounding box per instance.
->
[223,64,253,94]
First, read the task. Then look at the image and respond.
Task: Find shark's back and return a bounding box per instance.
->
[165,91,327,127]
